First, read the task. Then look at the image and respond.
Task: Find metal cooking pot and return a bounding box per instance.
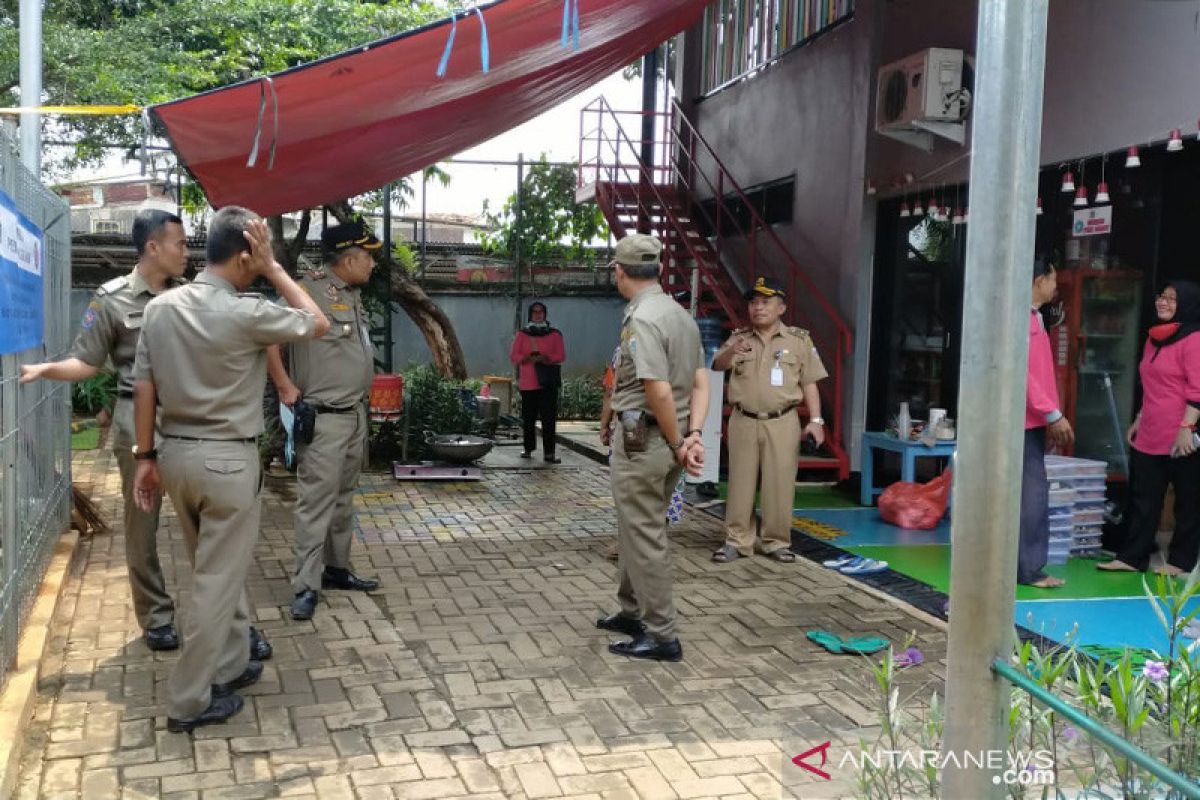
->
[424,432,494,464]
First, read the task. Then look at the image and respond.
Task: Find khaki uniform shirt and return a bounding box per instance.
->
[68,269,185,394]
[724,324,828,413]
[132,271,318,439]
[611,284,704,423]
[289,269,374,407]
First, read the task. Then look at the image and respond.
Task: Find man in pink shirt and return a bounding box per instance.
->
[1021,260,1074,588]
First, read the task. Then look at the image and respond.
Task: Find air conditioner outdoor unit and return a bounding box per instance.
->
[876,47,972,151]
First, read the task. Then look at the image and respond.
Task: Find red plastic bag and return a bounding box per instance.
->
[878,470,953,530]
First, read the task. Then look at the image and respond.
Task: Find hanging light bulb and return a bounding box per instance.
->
[927,195,938,218]
[952,207,965,225]
[1036,197,1044,216]
[1168,128,1184,152]
[912,198,924,217]
[1095,181,1111,204]
[899,201,910,218]
[1060,170,1075,192]
[865,179,877,196]
[1125,146,1141,168]
[1073,186,1089,207]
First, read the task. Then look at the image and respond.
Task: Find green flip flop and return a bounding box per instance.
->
[806,630,844,654]
[839,635,890,655]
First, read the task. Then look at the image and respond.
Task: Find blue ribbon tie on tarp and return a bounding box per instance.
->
[437,8,490,77]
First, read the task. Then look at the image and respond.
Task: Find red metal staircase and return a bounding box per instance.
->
[577,97,853,481]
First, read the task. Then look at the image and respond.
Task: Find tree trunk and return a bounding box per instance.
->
[324,201,467,379]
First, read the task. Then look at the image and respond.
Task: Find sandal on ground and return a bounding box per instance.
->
[519,451,532,459]
[711,544,742,563]
[1097,559,1139,572]
[1027,575,1065,589]
[822,554,861,570]
[764,549,796,563]
[806,630,844,653]
[841,635,890,655]
[840,558,888,575]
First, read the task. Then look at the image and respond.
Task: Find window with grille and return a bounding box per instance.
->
[700,0,855,95]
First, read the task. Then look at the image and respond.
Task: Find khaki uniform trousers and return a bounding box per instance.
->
[612,432,683,641]
[724,411,800,556]
[112,398,175,630]
[292,407,366,593]
[160,438,259,720]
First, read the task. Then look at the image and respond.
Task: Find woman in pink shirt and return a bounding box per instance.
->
[509,302,566,463]
[1099,281,1200,575]
[1020,260,1074,588]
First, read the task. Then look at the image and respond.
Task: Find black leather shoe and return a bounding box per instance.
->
[291,589,318,621]
[544,455,561,464]
[213,660,263,696]
[608,635,683,662]
[144,623,180,651]
[321,567,380,592]
[249,627,272,661]
[167,693,244,733]
[595,613,646,638]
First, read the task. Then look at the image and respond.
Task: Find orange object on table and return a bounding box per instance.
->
[369,374,403,420]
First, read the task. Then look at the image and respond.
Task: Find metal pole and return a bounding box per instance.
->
[513,153,524,334]
[382,182,394,373]
[941,1,1049,797]
[420,170,428,279]
[18,0,42,173]
[638,47,659,234]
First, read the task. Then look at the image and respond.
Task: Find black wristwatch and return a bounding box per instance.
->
[685,428,703,438]
[132,444,157,461]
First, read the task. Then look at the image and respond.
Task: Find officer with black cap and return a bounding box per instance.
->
[269,220,383,622]
[710,276,828,563]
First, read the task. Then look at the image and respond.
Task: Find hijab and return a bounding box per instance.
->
[1148,280,1200,360]
[523,302,555,337]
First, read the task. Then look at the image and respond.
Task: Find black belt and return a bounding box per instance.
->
[735,402,800,421]
[313,404,359,414]
[165,435,257,443]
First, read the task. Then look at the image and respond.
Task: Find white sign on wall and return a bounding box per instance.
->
[1072,205,1112,237]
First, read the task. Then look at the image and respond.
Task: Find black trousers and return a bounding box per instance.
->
[520,388,558,456]
[1018,427,1050,584]
[1117,448,1200,572]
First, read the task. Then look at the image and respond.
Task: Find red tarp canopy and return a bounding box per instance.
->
[149,0,709,217]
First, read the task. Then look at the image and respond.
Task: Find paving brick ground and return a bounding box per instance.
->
[15,439,946,799]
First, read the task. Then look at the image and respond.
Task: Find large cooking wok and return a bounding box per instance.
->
[424,432,494,464]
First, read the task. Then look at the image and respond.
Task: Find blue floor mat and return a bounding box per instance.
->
[793,508,950,547]
[1015,596,1200,654]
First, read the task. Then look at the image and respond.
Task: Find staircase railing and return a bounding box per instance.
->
[578,97,744,319]
[578,96,854,466]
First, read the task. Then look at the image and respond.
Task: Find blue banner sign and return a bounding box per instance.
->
[0,189,45,355]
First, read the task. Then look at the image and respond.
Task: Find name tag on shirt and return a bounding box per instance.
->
[770,367,784,386]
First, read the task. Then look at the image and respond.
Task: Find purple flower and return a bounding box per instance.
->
[1061,726,1080,744]
[894,647,924,668]
[1143,661,1169,683]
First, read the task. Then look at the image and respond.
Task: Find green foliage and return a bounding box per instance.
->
[857,575,1200,798]
[478,155,609,266]
[558,376,603,420]
[71,371,116,415]
[0,0,458,175]
[369,364,475,464]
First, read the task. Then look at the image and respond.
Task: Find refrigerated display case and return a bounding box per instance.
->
[1051,270,1143,479]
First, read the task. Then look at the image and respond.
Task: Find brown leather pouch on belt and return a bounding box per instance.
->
[619,410,649,453]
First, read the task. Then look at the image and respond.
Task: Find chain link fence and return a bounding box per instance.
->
[0,130,72,693]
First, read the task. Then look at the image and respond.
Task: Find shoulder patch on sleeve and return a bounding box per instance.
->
[96,276,129,296]
[80,300,102,329]
[788,326,812,339]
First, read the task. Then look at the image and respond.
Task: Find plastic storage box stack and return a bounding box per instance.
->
[1045,455,1108,561]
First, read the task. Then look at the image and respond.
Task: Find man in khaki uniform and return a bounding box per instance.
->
[711,276,828,563]
[20,210,187,651]
[595,234,708,662]
[132,207,328,732]
[268,222,382,622]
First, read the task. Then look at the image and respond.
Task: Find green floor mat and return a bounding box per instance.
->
[716,482,860,509]
[843,544,1155,600]
[71,427,100,450]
